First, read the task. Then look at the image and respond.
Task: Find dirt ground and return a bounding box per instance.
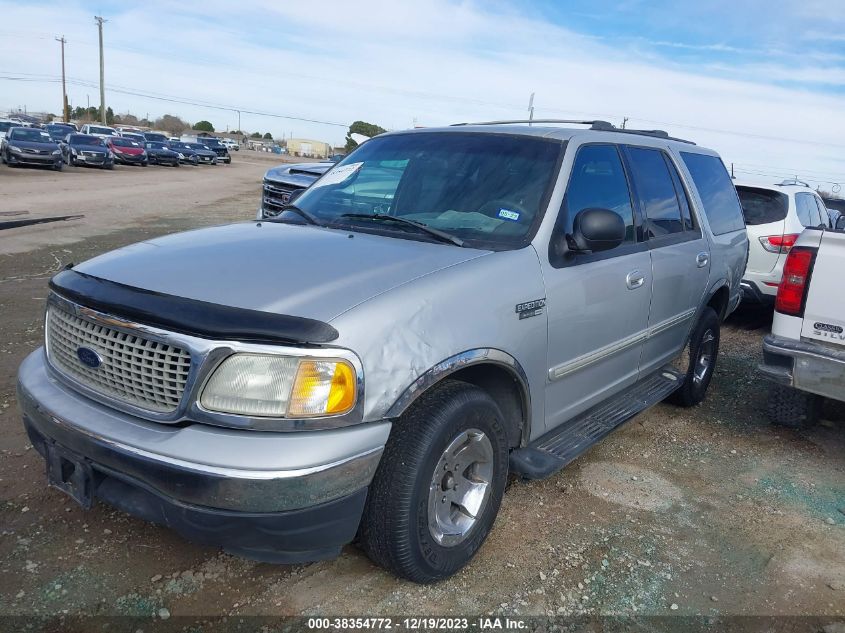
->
[0,157,843,629]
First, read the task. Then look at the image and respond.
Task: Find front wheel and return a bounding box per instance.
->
[667,307,720,407]
[358,380,508,583]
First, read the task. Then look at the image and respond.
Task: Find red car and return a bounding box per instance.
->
[106,137,148,166]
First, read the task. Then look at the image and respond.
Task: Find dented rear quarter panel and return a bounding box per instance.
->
[329,246,548,438]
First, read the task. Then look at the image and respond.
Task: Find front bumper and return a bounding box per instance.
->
[114,153,146,164]
[17,349,388,561]
[759,334,845,402]
[7,151,61,166]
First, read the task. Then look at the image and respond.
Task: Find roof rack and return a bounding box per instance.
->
[776,178,811,188]
[449,119,695,144]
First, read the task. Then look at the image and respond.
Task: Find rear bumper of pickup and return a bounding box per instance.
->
[17,349,389,563]
[759,334,845,403]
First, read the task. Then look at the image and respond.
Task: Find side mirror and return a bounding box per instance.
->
[836,216,845,231]
[567,208,626,253]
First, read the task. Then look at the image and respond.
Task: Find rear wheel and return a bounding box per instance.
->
[359,380,508,583]
[767,384,821,428]
[667,307,720,407]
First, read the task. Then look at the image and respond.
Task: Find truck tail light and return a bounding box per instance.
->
[759,233,799,254]
[775,246,815,316]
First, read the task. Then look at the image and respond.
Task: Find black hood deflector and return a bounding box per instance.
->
[50,269,339,345]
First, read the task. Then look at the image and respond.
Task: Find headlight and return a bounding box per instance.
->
[200,354,357,418]
[107,150,114,158]
[9,145,21,152]
[52,149,61,155]
[178,152,185,159]
[71,148,78,155]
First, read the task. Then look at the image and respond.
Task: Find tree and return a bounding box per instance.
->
[154,114,189,135]
[194,120,215,132]
[344,120,386,152]
[263,132,273,140]
[105,106,115,125]
[250,132,262,138]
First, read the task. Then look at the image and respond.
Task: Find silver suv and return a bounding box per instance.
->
[17,121,748,582]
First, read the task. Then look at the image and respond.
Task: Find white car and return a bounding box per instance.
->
[0,119,16,142]
[760,225,845,426]
[79,123,119,139]
[736,180,832,305]
[221,138,239,151]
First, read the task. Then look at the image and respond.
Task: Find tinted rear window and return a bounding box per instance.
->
[681,152,745,235]
[736,186,788,226]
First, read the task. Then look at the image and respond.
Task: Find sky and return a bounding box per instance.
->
[1,0,844,190]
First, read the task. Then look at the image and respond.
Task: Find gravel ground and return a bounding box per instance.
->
[0,160,843,630]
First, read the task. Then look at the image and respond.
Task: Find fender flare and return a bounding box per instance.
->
[385,348,532,446]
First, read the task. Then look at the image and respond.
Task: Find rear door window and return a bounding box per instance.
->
[736,186,788,226]
[795,193,820,227]
[680,152,745,235]
[625,147,685,239]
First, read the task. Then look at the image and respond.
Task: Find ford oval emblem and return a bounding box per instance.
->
[76,347,102,369]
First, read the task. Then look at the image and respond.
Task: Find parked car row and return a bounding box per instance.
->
[0,124,234,171]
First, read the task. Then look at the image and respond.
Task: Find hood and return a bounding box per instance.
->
[112,145,144,155]
[265,162,332,188]
[71,143,107,152]
[73,222,489,323]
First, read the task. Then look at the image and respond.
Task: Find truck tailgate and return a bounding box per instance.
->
[801,230,845,347]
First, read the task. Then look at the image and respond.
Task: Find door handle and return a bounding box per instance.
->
[696,252,710,268]
[626,270,645,290]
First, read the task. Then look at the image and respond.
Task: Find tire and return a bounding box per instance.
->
[53,162,62,172]
[105,163,114,171]
[667,307,720,407]
[141,160,148,167]
[766,384,821,428]
[173,161,180,167]
[358,380,509,583]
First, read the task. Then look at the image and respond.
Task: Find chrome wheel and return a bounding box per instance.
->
[428,428,494,547]
[693,329,715,384]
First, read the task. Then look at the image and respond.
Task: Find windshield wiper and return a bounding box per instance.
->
[266,204,322,226]
[337,213,464,247]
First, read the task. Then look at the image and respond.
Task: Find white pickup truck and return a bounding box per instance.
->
[761,226,845,427]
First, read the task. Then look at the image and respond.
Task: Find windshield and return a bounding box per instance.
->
[170,142,190,150]
[88,126,115,135]
[293,132,562,249]
[736,186,789,226]
[188,144,207,150]
[10,128,53,143]
[203,139,222,146]
[111,138,140,147]
[146,142,167,149]
[0,122,14,132]
[70,135,103,145]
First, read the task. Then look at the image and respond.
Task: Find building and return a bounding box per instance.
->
[287,138,332,159]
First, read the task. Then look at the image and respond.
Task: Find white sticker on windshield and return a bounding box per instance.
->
[313,162,363,188]
[498,208,520,221]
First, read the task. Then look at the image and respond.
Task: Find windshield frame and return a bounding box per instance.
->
[293,131,565,252]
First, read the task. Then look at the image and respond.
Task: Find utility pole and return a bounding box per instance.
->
[528,92,535,126]
[94,16,107,125]
[56,36,68,122]
[622,117,629,129]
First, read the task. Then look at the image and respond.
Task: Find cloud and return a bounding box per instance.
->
[0,0,843,187]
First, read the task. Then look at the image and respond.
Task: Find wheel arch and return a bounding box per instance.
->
[385,349,531,448]
[705,281,731,321]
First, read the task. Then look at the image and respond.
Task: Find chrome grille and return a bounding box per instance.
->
[46,305,192,413]
[262,181,300,217]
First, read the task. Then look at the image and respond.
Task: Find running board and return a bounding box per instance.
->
[509,367,684,480]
